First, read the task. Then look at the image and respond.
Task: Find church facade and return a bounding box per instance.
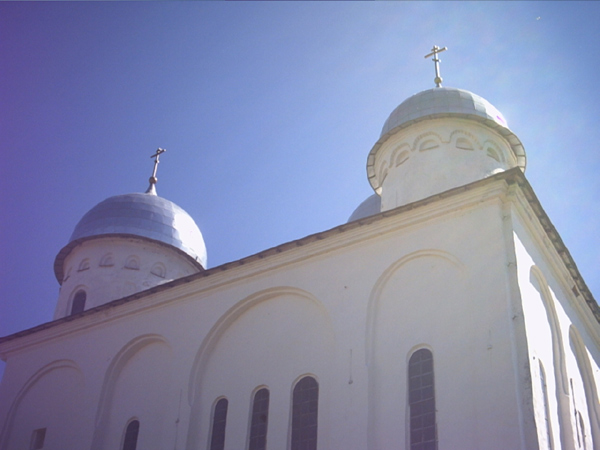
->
[0,78,599,450]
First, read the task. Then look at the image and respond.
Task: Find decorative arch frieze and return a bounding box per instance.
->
[449,129,482,151]
[63,266,72,283]
[412,131,443,152]
[150,262,166,279]
[486,147,501,162]
[390,143,411,167]
[377,162,389,185]
[482,139,506,163]
[456,137,474,151]
[78,258,90,272]
[124,255,140,271]
[395,149,410,166]
[99,253,114,267]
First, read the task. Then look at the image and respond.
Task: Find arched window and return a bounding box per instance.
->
[210,398,228,450]
[408,348,437,450]
[570,326,600,447]
[291,376,318,450]
[29,427,46,449]
[70,290,86,315]
[248,388,270,450]
[122,420,139,450]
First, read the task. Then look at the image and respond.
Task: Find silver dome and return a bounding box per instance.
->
[347,194,381,223]
[367,87,526,189]
[54,193,206,282]
[380,87,512,137]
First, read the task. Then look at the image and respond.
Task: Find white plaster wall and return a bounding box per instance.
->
[54,237,201,319]
[0,182,590,450]
[373,118,517,210]
[0,361,87,450]
[97,339,174,450]
[512,203,600,450]
[189,290,334,450]
[366,200,525,450]
[569,326,600,448]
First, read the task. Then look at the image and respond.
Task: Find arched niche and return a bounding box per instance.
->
[99,253,114,267]
[412,131,444,152]
[390,143,411,167]
[78,258,90,272]
[449,129,482,152]
[150,262,166,279]
[569,325,600,449]
[0,360,86,450]
[124,255,140,271]
[90,334,173,450]
[366,250,466,450]
[186,287,334,450]
[527,266,574,450]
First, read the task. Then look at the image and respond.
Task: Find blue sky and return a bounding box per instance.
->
[1,1,599,350]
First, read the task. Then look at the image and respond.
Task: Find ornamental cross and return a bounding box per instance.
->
[146,148,166,194]
[424,45,448,88]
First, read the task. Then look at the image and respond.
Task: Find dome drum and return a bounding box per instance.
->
[367,87,526,193]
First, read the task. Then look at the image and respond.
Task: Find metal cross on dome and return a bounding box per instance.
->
[424,45,448,88]
[146,148,166,195]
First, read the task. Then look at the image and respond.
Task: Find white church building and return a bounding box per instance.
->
[1,53,599,450]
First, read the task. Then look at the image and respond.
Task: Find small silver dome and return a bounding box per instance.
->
[380,87,512,137]
[367,87,526,190]
[54,193,206,282]
[347,194,381,223]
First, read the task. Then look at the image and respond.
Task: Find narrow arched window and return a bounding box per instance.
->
[539,361,554,449]
[248,388,269,450]
[408,349,437,450]
[570,326,600,447]
[29,428,46,449]
[122,420,139,450]
[210,398,228,450]
[70,290,86,315]
[291,376,318,450]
